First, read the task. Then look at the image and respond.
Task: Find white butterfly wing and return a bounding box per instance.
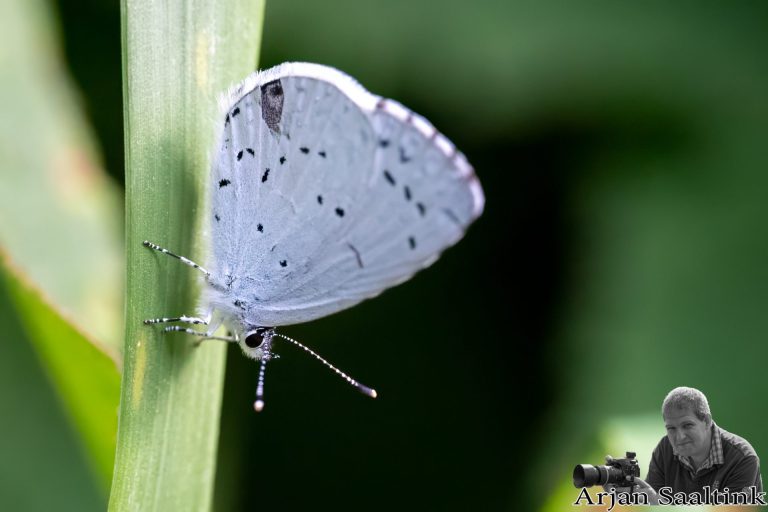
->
[209,63,483,327]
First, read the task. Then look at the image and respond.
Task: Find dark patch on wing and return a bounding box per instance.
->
[416,202,426,216]
[261,168,270,183]
[318,150,326,158]
[404,185,412,201]
[225,113,230,125]
[335,207,345,217]
[237,150,243,161]
[399,146,411,163]
[214,214,220,222]
[379,139,390,148]
[260,80,284,133]
[408,236,416,249]
[232,107,240,117]
[257,223,264,233]
[246,148,255,156]
[279,260,287,267]
[219,179,231,188]
[383,170,395,186]
[347,243,364,268]
[442,208,461,226]
[317,195,323,205]
[300,147,309,154]
[280,155,286,165]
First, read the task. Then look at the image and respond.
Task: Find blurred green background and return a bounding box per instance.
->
[2,0,768,510]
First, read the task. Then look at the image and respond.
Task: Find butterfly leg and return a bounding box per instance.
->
[142,240,210,277]
[143,315,209,325]
[163,326,237,344]
[144,310,212,330]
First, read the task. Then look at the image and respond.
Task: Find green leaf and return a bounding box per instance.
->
[0,252,121,499]
[0,0,124,353]
[110,1,265,510]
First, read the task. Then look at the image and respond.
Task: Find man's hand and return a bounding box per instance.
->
[603,477,660,505]
[631,478,660,505]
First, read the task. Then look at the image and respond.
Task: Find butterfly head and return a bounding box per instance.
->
[239,326,277,361]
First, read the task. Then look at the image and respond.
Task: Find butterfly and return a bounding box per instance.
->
[144,63,484,411]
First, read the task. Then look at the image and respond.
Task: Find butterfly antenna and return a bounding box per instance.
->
[273,333,377,399]
[254,357,268,412]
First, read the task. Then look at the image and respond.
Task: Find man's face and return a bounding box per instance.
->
[663,407,712,460]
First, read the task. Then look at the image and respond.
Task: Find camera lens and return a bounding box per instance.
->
[573,464,627,487]
[573,464,601,487]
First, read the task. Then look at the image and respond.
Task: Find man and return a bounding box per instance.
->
[625,386,762,503]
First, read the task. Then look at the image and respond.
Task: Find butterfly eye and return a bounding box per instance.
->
[245,330,266,348]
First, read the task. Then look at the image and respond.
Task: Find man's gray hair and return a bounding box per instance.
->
[662,387,712,425]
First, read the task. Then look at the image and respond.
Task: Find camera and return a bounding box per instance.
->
[573,452,640,488]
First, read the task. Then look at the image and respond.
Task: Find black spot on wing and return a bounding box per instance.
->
[300,147,309,154]
[214,214,220,222]
[260,80,284,134]
[335,207,345,217]
[317,195,323,205]
[262,168,270,183]
[232,107,240,117]
[257,223,264,233]
[237,150,243,161]
[225,113,230,125]
[280,156,286,165]
[408,236,416,249]
[416,202,426,216]
[279,260,287,268]
[383,170,395,186]
[404,186,412,201]
[379,139,390,148]
[246,148,255,156]
[219,179,231,188]
[399,146,411,163]
[318,150,326,158]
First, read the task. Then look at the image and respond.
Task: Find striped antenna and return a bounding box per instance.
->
[273,333,377,399]
[254,358,268,412]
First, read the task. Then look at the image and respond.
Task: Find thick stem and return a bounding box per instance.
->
[110,1,265,510]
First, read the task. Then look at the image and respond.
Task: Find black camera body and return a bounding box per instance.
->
[573,452,640,488]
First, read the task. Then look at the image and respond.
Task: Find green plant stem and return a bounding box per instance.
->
[110,1,264,510]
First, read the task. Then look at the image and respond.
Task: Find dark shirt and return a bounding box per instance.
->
[646,424,763,493]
